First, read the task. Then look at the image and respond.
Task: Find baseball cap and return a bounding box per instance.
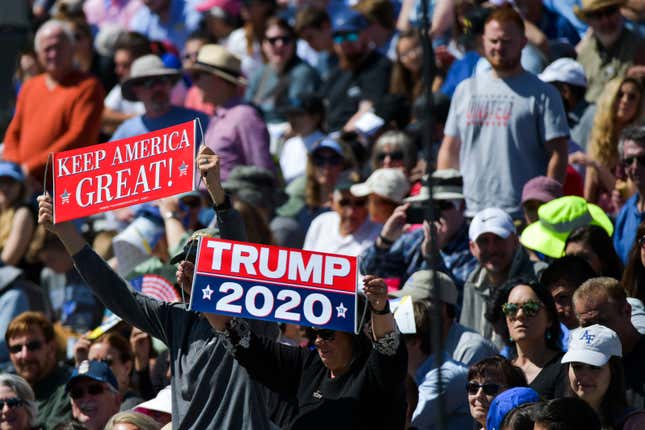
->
[520,196,614,258]
[561,324,622,367]
[169,228,220,264]
[538,58,587,88]
[468,208,516,242]
[404,169,464,203]
[486,387,540,430]
[350,168,410,203]
[0,161,25,182]
[521,176,563,204]
[389,270,458,304]
[66,360,119,393]
[310,137,344,157]
[135,385,172,415]
[332,9,368,34]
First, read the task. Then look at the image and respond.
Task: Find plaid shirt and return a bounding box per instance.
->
[359,223,476,289]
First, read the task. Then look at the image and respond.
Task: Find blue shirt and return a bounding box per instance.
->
[440,51,480,98]
[614,193,645,264]
[111,106,209,141]
[129,0,201,49]
[412,355,472,430]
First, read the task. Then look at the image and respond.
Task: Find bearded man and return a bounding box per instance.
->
[319,8,391,132]
[437,4,569,220]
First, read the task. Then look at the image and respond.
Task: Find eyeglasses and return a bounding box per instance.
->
[0,397,25,410]
[312,328,335,341]
[376,151,404,162]
[333,32,359,44]
[69,383,107,400]
[586,6,618,20]
[466,382,503,396]
[502,300,543,318]
[623,155,645,168]
[313,154,343,167]
[135,76,174,89]
[265,35,292,46]
[399,46,422,61]
[338,197,368,208]
[8,340,43,354]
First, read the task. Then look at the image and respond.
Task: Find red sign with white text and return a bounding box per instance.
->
[52,121,196,223]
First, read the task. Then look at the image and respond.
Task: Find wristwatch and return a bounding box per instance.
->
[163,211,181,221]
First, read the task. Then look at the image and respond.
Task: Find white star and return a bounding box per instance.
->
[202,285,214,300]
[336,302,348,319]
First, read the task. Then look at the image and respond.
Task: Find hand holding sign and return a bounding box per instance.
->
[362,275,389,313]
[196,145,225,206]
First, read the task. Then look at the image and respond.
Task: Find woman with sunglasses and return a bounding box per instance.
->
[0,374,40,430]
[562,324,645,429]
[245,16,320,125]
[486,277,566,400]
[466,356,527,430]
[216,275,407,429]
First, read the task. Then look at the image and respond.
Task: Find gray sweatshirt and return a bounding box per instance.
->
[72,209,275,430]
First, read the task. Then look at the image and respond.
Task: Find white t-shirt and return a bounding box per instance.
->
[279,130,324,183]
[303,211,381,257]
[104,84,145,115]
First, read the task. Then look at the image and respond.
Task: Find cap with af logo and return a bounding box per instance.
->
[561,324,622,367]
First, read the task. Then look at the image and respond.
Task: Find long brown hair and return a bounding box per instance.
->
[389,29,423,102]
[622,221,645,302]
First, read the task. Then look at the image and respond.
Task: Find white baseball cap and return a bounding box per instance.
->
[350,168,410,203]
[468,208,516,242]
[561,324,622,367]
[538,58,587,88]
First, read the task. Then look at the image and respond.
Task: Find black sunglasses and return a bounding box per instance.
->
[0,397,25,409]
[312,328,335,341]
[135,76,173,89]
[586,6,618,19]
[377,151,404,162]
[501,300,542,318]
[265,35,292,45]
[313,154,343,167]
[623,155,645,168]
[338,197,368,208]
[70,382,107,400]
[466,382,503,396]
[9,340,43,354]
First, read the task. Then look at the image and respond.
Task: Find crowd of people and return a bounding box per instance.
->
[1,0,645,428]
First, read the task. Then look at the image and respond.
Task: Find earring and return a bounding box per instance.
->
[545,331,552,341]
[508,336,514,343]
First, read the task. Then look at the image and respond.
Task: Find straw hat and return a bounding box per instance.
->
[574,0,625,21]
[121,54,181,101]
[186,44,247,86]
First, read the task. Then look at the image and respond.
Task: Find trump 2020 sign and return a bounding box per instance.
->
[52,121,196,223]
[189,238,358,333]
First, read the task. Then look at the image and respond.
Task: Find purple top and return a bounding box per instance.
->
[203,97,274,180]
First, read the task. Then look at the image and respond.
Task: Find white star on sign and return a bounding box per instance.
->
[202,285,214,300]
[336,302,348,318]
[60,190,70,204]
[178,161,188,176]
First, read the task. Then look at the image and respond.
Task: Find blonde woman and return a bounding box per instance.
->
[584,76,644,213]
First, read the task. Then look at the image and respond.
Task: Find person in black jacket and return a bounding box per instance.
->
[206,275,408,429]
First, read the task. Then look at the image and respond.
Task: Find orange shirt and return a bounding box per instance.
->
[3,71,104,184]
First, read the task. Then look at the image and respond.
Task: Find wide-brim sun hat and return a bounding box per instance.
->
[520,196,613,258]
[573,0,626,21]
[404,169,464,203]
[185,44,247,86]
[121,54,182,102]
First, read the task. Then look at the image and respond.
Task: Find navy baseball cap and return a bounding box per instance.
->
[0,161,25,182]
[332,9,368,34]
[486,387,540,430]
[66,360,119,393]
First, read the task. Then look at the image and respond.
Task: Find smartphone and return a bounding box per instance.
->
[405,206,426,224]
